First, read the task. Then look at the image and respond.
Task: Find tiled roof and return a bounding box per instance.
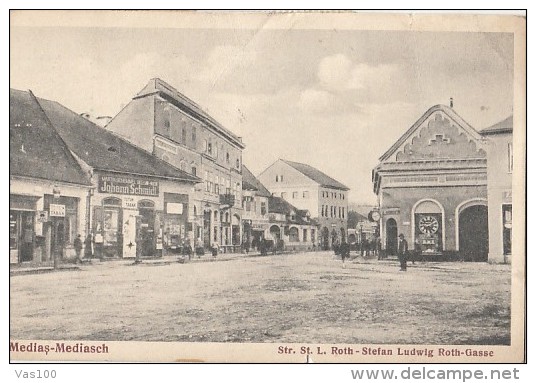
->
[268,196,316,226]
[10,89,91,186]
[241,165,272,197]
[480,115,513,135]
[136,78,245,149]
[36,96,201,183]
[282,159,349,191]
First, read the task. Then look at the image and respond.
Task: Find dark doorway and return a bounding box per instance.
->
[51,218,65,261]
[322,227,329,250]
[138,200,156,257]
[386,218,398,255]
[459,205,489,262]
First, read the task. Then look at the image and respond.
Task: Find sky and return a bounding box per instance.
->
[10,15,514,204]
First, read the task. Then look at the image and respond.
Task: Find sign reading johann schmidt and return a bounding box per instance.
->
[9,11,526,365]
[98,174,159,197]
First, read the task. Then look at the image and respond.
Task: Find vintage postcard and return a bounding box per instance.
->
[9,10,526,363]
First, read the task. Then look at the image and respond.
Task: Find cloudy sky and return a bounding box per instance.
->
[10,14,514,204]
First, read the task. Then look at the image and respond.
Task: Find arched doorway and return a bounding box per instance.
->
[322,227,329,250]
[385,218,398,255]
[289,227,299,242]
[459,205,489,262]
[270,225,281,241]
[331,229,338,248]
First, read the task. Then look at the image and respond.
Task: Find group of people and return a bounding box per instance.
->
[73,233,99,262]
[334,233,411,272]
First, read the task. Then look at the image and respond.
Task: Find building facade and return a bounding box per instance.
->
[258,159,349,249]
[480,116,513,263]
[241,165,271,250]
[267,196,319,251]
[372,105,489,260]
[106,78,245,251]
[10,89,94,264]
[37,93,200,259]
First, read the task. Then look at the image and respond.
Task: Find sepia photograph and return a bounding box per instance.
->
[9,10,526,363]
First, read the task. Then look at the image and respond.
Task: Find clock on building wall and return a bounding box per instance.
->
[418,215,439,234]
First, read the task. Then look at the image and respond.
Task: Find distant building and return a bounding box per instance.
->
[258,159,349,249]
[372,104,489,260]
[10,89,92,264]
[106,78,245,250]
[267,196,319,251]
[241,165,271,249]
[480,116,513,263]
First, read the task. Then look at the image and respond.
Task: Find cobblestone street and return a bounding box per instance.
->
[10,251,511,345]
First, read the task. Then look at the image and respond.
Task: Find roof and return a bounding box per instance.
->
[136,78,245,149]
[281,159,349,191]
[379,104,483,162]
[10,89,92,186]
[241,165,272,197]
[36,96,201,183]
[480,115,513,135]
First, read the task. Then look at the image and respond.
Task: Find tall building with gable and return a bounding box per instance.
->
[106,78,245,250]
[372,104,490,260]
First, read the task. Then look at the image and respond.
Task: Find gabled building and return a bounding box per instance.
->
[10,89,93,264]
[480,116,513,263]
[36,92,200,259]
[106,78,245,251]
[258,159,349,249]
[372,104,489,260]
[241,165,271,249]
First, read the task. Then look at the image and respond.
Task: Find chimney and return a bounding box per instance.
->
[449,97,454,108]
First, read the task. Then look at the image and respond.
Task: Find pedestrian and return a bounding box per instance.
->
[397,234,409,271]
[376,235,382,260]
[74,234,83,263]
[211,242,219,257]
[340,240,350,268]
[196,237,204,257]
[84,233,93,259]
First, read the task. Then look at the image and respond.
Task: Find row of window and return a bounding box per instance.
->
[204,140,241,170]
[321,205,346,219]
[276,191,310,200]
[321,191,345,200]
[288,227,316,242]
[243,197,268,215]
[204,171,241,200]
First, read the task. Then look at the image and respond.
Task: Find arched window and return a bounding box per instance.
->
[103,197,121,206]
[289,227,299,242]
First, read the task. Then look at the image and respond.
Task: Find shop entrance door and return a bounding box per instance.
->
[50,218,65,261]
[138,201,155,257]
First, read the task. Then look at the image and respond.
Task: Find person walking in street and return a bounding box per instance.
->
[397,234,409,271]
[74,234,83,263]
[340,240,350,268]
[84,233,93,259]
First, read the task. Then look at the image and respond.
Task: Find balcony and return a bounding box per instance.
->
[219,193,235,207]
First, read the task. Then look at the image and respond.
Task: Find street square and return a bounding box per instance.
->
[10,252,511,345]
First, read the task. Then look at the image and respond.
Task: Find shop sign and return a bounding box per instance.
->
[98,174,159,197]
[122,196,137,210]
[49,204,65,217]
[36,210,49,223]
